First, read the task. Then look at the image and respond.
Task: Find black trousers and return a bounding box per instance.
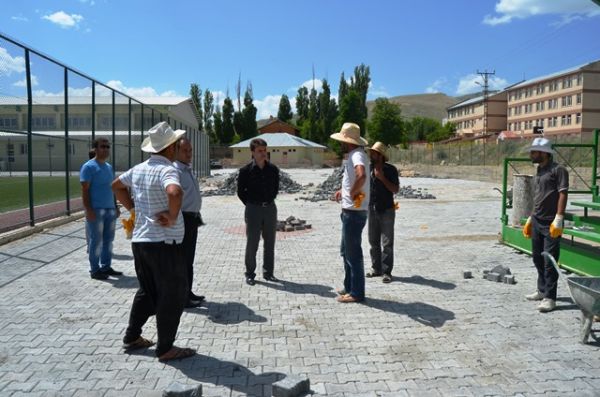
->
[182,212,200,297]
[531,217,561,300]
[244,202,277,279]
[124,242,188,357]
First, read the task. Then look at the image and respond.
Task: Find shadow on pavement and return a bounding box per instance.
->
[393,275,457,290]
[190,301,268,324]
[166,354,286,397]
[104,275,138,289]
[257,279,336,298]
[112,253,134,261]
[363,297,455,328]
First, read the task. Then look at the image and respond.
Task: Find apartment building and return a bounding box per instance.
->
[447,90,508,137]
[506,60,600,137]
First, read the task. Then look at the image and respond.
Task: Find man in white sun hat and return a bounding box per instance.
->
[522,136,569,313]
[112,121,195,362]
[331,122,370,303]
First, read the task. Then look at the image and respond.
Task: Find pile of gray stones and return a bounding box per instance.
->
[277,216,312,232]
[202,170,303,197]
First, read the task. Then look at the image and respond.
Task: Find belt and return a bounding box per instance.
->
[248,201,273,207]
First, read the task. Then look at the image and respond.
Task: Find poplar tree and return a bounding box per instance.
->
[277,94,293,123]
[189,83,203,130]
[222,97,235,144]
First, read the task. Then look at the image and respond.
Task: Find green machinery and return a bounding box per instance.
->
[501,129,600,276]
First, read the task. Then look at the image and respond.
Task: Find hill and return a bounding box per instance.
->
[366,92,481,122]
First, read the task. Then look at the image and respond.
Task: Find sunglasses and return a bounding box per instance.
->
[99,145,111,149]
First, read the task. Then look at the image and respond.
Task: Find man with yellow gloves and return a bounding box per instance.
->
[522,137,569,313]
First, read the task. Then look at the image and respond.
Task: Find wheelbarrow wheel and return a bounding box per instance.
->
[581,313,593,344]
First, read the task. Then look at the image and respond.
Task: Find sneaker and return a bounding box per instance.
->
[525,291,544,301]
[90,271,109,280]
[538,298,556,313]
[382,274,392,283]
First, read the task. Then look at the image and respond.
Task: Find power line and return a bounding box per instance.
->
[477,69,495,135]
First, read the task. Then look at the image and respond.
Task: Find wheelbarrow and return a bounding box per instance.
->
[542,252,600,344]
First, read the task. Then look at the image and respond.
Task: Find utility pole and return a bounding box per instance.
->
[477,69,495,136]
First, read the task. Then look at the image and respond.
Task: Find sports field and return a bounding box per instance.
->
[0,176,82,212]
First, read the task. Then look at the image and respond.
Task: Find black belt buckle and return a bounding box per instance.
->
[260,202,269,207]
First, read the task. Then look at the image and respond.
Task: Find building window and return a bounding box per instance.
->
[68,116,93,130]
[561,96,572,107]
[561,116,566,126]
[0,116,18,129]
[566,115,572,125]
[563,77,572,89]
[576,113,581,124]
[548,98,558,109]
[576,93,582,105]
[32,116,57,130]
[576,73,582,85]
[68,143,76,155]
[20,143,27,155]
[549,81,558,92]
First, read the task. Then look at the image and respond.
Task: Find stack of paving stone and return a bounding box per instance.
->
[483,264,516,284]
[203,170,303,196]
[397,185,436,199]
[299,167,343,202]
[277,216,312,232]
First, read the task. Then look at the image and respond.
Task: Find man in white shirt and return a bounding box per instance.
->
[174,137,204,308]
[112,122,195,362]
[331,122,370,303]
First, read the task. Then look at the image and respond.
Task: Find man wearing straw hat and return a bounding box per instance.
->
[112,121,195,361]
[522,137,569,313]
[366,142,399,284]
[331,122,370,303]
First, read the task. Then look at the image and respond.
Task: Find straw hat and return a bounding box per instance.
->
[141,121,186,153]
[368,141,388,161]
[528,137,554,154]
[330,122,368,146]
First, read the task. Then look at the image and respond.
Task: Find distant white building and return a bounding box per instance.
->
[230,133,326,167]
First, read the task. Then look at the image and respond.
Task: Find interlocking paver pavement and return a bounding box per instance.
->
[1,169,599,397]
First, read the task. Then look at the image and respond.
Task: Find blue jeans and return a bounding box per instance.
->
[87,208,116,274]
[340,209,368,300]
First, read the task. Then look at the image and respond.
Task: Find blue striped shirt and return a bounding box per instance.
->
[119,155,184,243]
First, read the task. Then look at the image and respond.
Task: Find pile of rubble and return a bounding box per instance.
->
[397,185,436,200]
[298,167,343,202]
[277,216,312,232]
[203,170,303,197]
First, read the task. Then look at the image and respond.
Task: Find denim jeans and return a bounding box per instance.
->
[340,209,368,300]
[531,216,560,300]
[87,208,116,274]
[368,208,396,276]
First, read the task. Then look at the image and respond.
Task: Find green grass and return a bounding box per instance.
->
[0,176,82,212]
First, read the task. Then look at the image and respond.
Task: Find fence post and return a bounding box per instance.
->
[64,67,71,215]
[128,98,132,169]
[91,82,96,142]
[25,49,34,225]
[111,91,116,177]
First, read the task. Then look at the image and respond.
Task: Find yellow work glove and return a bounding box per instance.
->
[549,214,564,238]
[522,216,532,239]
[394,201,399,211]
[121,209,135,240]
[353,191,365,208]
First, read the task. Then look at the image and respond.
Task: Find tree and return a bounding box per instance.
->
[277,94,293,123]
[337,90,363,133]
[222,97,235,144]
[214,110,223,144]
[295,86,309,126]
[189,83,203,130]
[233,111,244,140]
[302,87,319,141]
[203,89,214,138]
[368,98,405,145]
[338,72,349,105]
[350,64,370,134]
[317,79,337,144]
[242,85,258,140]
[405,116,455,143]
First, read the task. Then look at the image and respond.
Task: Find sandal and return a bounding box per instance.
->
[158,346,196,362]
[123,336,155,351]
[337,294,363,303]
[335,288,347,295]
[366,272,382,278]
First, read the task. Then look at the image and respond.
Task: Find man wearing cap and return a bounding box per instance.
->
[522,137,569,313]
[112,121,195,362]
[366,142,399,284]
[174,137,205,308]
[237,138,280,286]
[331,122,370,303]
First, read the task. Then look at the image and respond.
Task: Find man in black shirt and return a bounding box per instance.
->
[237,138,280,285]
[522,137,569,313]
[366,142,399,284]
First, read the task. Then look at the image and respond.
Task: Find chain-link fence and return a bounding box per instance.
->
[0,33,210,233]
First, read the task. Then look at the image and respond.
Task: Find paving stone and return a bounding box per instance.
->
[271,374,310,397]
[162,381,202,397]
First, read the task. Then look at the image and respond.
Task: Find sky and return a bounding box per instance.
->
[1,0,600,120]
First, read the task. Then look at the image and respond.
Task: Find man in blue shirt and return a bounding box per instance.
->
[80,138,122,280]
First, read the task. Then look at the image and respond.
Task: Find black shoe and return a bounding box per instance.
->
[102,267,123,276]
[90,271,109,280]
[382,274,392,283]
[246,277,256,286]
[366,271,382,278]
[190,293,205,302]
[263,274,279,282]
[184,299,203,308]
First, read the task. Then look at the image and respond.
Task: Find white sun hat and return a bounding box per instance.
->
[141,121,186,153]
[330,122,369,146]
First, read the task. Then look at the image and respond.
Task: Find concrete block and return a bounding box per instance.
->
[304,224,312,229]
[162,382,202,397]
[294,225,305,231]
[483,270,490,279]
[284,226,294,232]
[463,270,472,279]
[486,272,501,282]
[504,275,516,284]
[272,375,310,397]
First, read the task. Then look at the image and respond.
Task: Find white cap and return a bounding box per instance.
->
[528,137,554,154]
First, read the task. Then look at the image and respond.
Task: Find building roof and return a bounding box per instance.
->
[508,60,599,90]
[0,96,190,106]
[257,117,300,132]
[229,133,326,149]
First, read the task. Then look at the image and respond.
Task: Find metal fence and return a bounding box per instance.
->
[0,33,210,233]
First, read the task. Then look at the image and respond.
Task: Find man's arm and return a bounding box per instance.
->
[374,167,399,194]
[112,178,134,211]
[237,168,248,204]
[350,164,366,199]
[557,190,568,216]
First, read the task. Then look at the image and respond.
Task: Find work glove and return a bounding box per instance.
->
[121,209,135,240]
[522,216,532,239]
[549,214,564,238]
[353,191,365,208]
[394,201,400,211]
